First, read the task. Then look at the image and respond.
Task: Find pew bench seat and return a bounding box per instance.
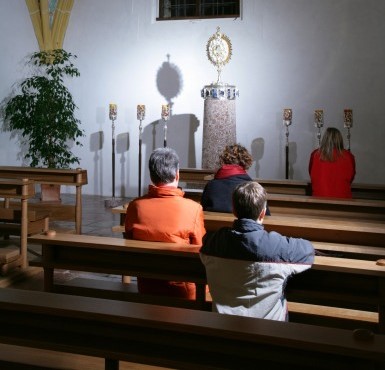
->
[28,233,385,334]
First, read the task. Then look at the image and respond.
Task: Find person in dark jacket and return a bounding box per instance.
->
[201,143,270,215]
[200,181,314,321]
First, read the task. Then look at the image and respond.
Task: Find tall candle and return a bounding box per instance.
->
[137,104,145,121]
[344,109,353,128]
[109,103,117,120]
[314,109,324,127]
[161,104,170,120]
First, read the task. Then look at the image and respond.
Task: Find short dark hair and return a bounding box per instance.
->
[232,181,267,220]
[149,147,179,185]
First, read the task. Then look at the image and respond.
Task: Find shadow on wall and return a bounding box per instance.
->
[89,55,200,197]
[250,136,297,180]
[288,141,297,180]
[116,132,130,197]
[90,130,104,195]
[250,137,265,178]
[132,53,201,191]
[90,130,130,198]
[140,114,200,192]
[157,54,183,106]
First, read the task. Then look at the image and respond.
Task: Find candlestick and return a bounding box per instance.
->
[137,104,145,121]
[344,109,353,151]
[314,109,324,147]
[109,103,117,121]
[161,104,169,147]
[108,104,117,202]
[282,108,292,179]
[137,104,145,196]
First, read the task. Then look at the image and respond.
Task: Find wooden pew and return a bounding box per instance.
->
[112,206,385,256]
[266,194,385,221]
[0,166,88,234]
[112,193,385,225]
[0,179,48,270]
[204,212,385,248]
[179,168,385,200]
[1,288,384,370]
[28,233,385,334]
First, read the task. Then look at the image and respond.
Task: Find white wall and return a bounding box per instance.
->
[1,0,384,197]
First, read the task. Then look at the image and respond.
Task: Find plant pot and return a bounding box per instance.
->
[40,184,61,203]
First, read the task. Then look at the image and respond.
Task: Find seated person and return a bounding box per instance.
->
[200,181,314,321]
[125,147,206,299]
[201,143,270,215]
[309,127,356,198]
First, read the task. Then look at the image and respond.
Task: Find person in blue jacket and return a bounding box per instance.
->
[200,181,314,321]
[201,143,270,215]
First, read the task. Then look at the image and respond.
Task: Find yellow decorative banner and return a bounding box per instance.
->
[25,0,74,51]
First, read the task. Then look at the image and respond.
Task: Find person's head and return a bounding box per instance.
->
[219,144,253,170]
[319,127,344,161]
[149,147,179,185]
[232,181,267,222]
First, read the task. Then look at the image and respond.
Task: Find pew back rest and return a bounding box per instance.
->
[0,288,384,370]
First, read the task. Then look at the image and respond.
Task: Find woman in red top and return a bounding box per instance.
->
[309,127,356,198]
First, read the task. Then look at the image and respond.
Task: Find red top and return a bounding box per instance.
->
[309,149,356,198]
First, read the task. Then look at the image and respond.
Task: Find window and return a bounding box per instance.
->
[158,0,240,21]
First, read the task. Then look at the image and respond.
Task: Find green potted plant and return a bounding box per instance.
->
[2,49,85,201]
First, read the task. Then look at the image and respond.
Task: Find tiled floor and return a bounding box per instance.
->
[56,193,131,237]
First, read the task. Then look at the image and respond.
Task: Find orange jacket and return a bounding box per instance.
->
[125,185,206,299]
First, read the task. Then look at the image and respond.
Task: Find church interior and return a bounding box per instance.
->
[0,1,384,369]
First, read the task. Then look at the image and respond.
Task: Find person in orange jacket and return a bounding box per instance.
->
[125,147,206,299]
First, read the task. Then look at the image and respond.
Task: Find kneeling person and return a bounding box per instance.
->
[200,181,314,321]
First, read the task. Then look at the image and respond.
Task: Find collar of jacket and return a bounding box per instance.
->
[148,184,185,198]
[215,164,247,179]
[233,218,264,232]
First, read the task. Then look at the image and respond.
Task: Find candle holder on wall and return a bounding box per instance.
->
[137,105,145,197]
[344,109,353,151]
[161,104,170,147]
[314,109,324,147]
[283,108,292,180]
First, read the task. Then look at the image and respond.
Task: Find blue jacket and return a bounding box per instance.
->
[200,219,314,321]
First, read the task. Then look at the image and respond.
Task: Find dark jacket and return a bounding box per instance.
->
[201,174,271,215]
[200,219,314,320]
